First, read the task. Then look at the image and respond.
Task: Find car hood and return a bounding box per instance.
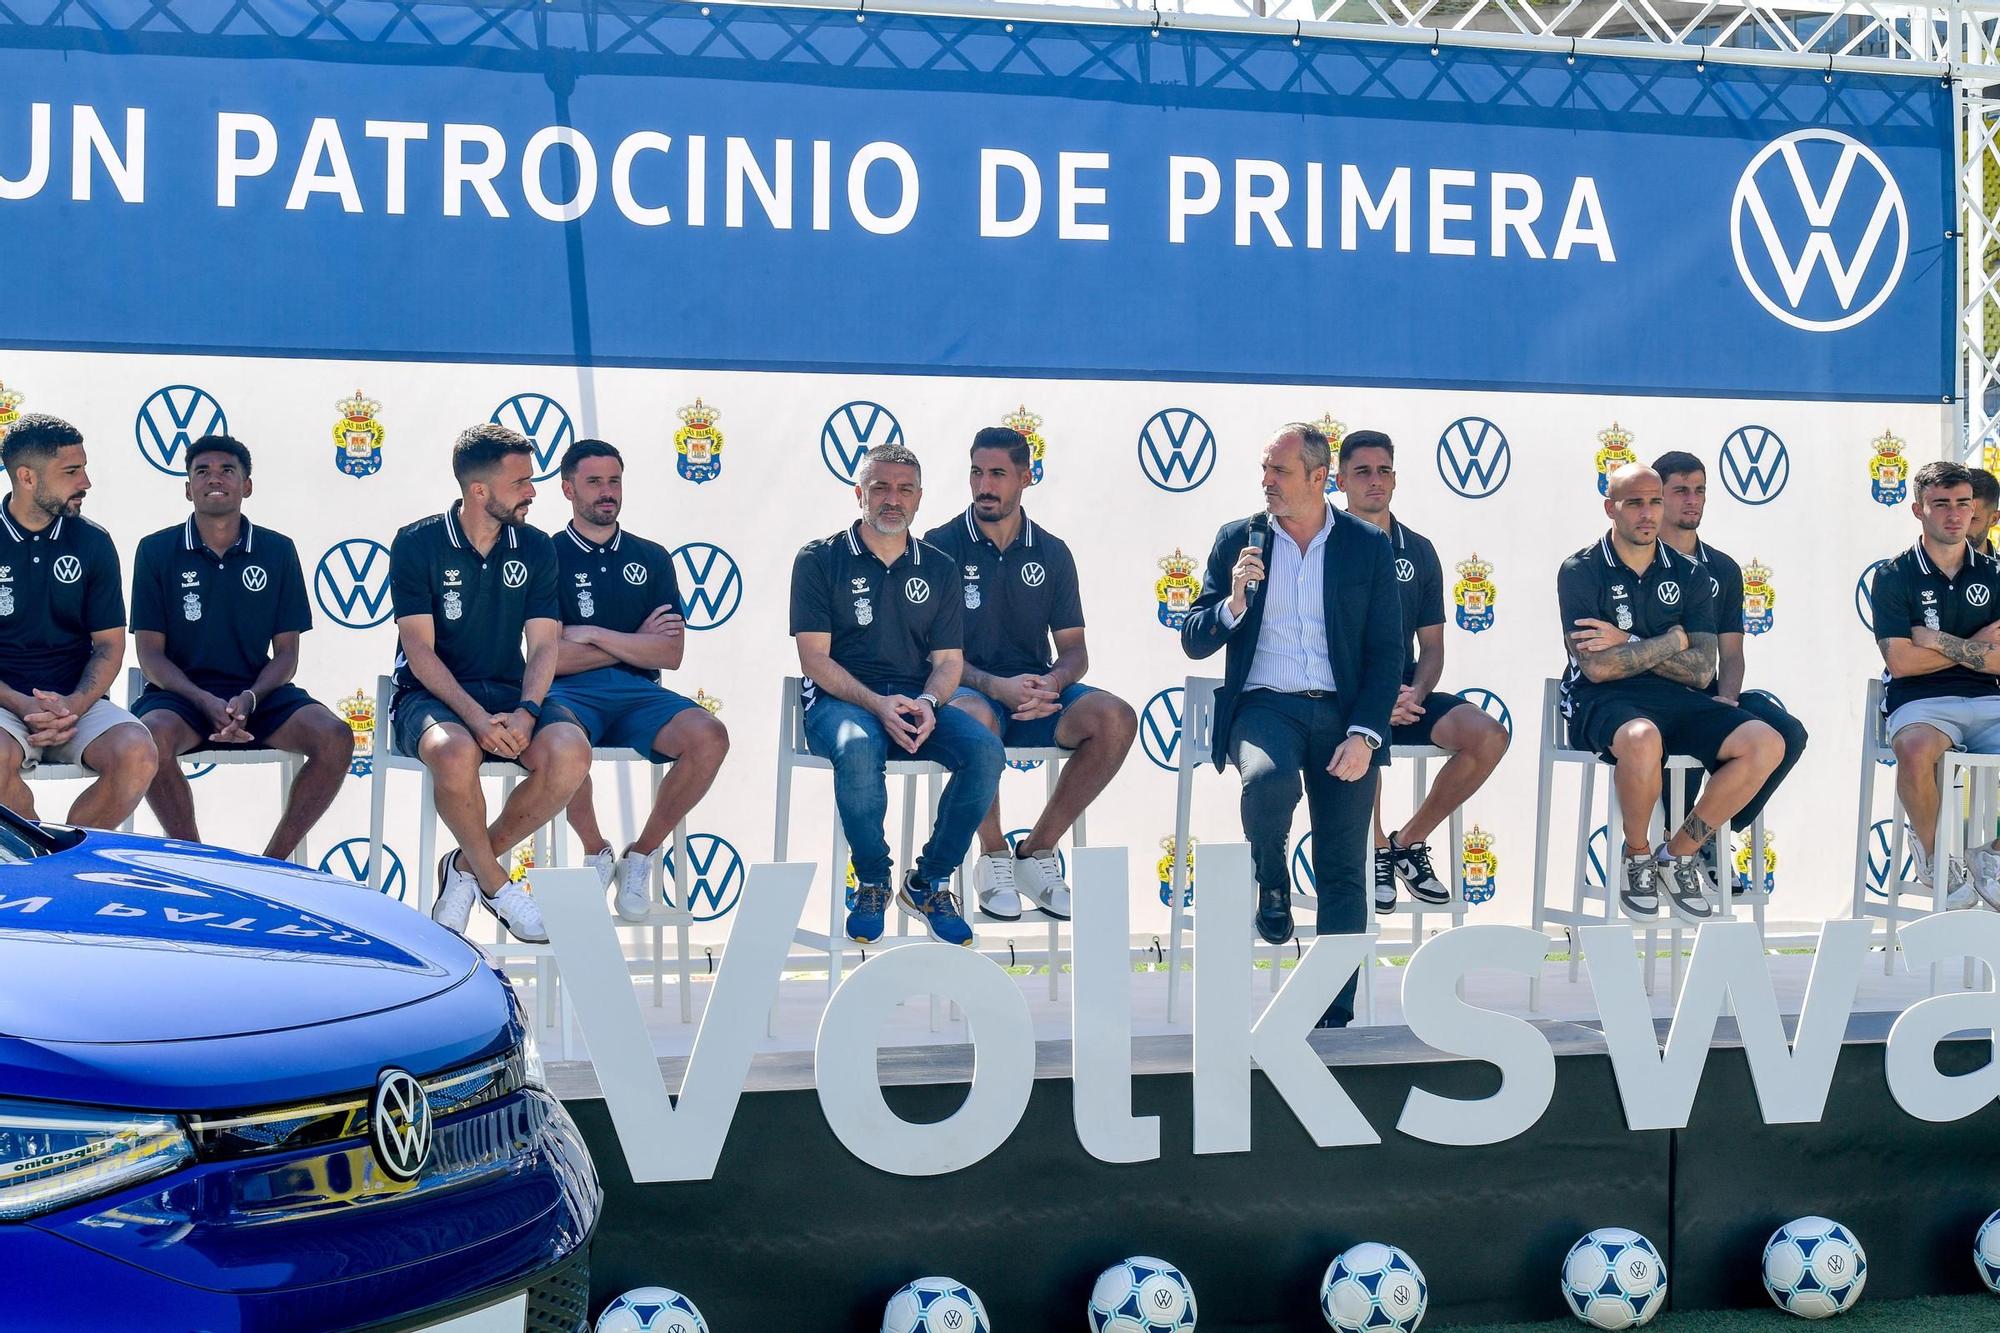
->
[0,831,481,1043]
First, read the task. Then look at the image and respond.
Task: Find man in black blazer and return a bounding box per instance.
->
[1180,421,1404,1028]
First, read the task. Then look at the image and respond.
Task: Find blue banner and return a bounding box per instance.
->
[0,0,1953,399]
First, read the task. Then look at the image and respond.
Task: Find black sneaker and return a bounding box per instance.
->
[1620,853,1662,918]
[1663,853,1716,923]
[1389,835,1451,905]
[1373,847,1397,914]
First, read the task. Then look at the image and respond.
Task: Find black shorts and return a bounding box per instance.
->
[391,680,581,760]
[1390,691,1468,748]
[131,683,321,749]
[1570,689,1755,769]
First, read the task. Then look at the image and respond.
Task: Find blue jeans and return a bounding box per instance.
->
[802,694,1004,886]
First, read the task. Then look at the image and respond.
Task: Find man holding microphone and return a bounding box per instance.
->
[1180,421,1404,1029]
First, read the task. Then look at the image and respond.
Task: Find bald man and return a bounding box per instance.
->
[1556,464,1784,923]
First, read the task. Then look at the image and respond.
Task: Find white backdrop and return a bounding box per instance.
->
[0,349,1947,938]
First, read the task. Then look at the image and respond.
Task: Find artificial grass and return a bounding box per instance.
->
[1446,1293,1996,1331]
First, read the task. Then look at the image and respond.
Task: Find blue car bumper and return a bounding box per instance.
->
[8,1087,601,1332]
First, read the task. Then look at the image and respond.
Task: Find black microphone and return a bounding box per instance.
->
[1245,527,1266,598]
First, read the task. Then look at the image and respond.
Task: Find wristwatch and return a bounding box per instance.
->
[917,692,941,710]
[1357,731,1382,751]
[516,700,543,721]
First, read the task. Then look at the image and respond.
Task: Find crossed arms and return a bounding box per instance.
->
[1880,623,2000,677]
[1568,621,1718,690]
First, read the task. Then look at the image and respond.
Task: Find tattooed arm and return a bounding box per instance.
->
[1652,631,1718,689]
[1568,620,1689,683]
[1906,624,1999,674]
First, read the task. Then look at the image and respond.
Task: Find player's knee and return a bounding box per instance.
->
[1613,720,1661,761]
[1472,710,1510,758]
[1097,695,1139,748]
[1893,727,1949,767]
[682,714,730,767]
[424,731,482,779]
[310,711,356,762]
[952,693,1000,734]
[104,726,159,784]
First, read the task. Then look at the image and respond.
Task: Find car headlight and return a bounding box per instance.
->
[519,1024,548,1092]
[0,1098,193,1221]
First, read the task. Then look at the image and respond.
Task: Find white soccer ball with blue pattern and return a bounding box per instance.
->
[881,1275,991,1333]
[1320,1241,1428,1331]
[1763,1216,1867,1318]
[1560,1228,1666,1328]
[1973,1209,2000,1293]
[1088,1255,1197,1332]
[594,1286,708,1333]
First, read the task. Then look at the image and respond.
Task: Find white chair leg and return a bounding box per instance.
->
[416,769,438,915]
[367,757,390,893]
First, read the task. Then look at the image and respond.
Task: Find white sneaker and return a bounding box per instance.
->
[615,847,657,923]
[1972,846,2000,910]
[587,846,618,891]
[1912,843,1971,900]
[1016,848,1071,921]
[975,853,1022,921]
[431,851,479,935]
[480,881,549,944]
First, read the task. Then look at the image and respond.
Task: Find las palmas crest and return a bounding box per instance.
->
[1156,548,1201,629]
[1454,554,1496,632]
[0,379,23,442]
[338,688,375,777]
[1869,430,1908,506]
[1002,404,1047,483]
[693,689,723,715]
[1158,836,1196,908]
[334,390,385,478]
[1461,825,1497,904]
[1734,829,1776,895]
[1594,422,1637,495]
[1742,558,1775,635]
[675,397,723,484]
[1314,411,1347,494]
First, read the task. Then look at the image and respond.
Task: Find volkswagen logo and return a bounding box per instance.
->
[1719,426,1790,505]
[1455,686,1512,738]
[490,394,573,482]
[315,539,393,629]
[242,565,269,592]
[1140,687,1185,771]
[672,542,742,629]
[821,402,903,484]
[1021,561,1046,587]
[52,555,81,584]
[134,385,228,477]
[370,1067,432,1183]
[1855,558,1890,632]
[1395,557,1416,583]
[1136,408,1216,493]
[663,833,745,922]
[1731,129,1908,333]
[502,560,528,589]
[905,577,931,604]
[1657,581,1682,606]
[1971,584,1992,608]
[623,562,648,586]
[1436,417,1511,498]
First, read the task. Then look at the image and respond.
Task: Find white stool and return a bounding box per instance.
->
[1166,676,1380,1027]
[547,751,695,1023]
[1851,675,1993,991]
[772,675,943,992]
[117,666,308,864]
[1528,678,1767,1011]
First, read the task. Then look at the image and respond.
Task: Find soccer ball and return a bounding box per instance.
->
[1320,1241,1428,1331]
[594,1287,708,1333]
[882,1276,991,1333]
[1088,1255,1197,1332]
[1974,1209,2000,1293]
[1763,1216,1867,1319]
[1560,1228,1666,1329]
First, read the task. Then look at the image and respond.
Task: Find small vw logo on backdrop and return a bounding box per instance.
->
[370,1067,432,1183]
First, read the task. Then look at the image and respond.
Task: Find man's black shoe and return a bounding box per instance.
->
[1255,884,1295,945]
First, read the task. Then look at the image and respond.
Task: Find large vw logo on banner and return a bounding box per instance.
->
[1137,409,1215,493]
[1435,417,1510,498]
[1719,426,1790,504]
[664,833,745,921]
[490,394,573,482]
[1731,129,1908,333]
[314,539,393,628]
[320,837,406,900]
[821,402,903,483]
[1140,687,1185,771]
[671,542,742,629]
[1855,558,1890,632]
[135,385,228,476]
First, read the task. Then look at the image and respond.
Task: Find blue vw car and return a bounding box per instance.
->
[0,806,601,1331]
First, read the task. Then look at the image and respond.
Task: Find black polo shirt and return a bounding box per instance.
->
[130,517,312,694]
[0,504,124,695]
[921,507,1083,679]
[1556,532,1715,716]
[554,524,684,683]
[389,503,560,692]
[1682,538,1745,638]
[1869,540,2000,712]
[1388,517,1445,685]
[789,522,962,702]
